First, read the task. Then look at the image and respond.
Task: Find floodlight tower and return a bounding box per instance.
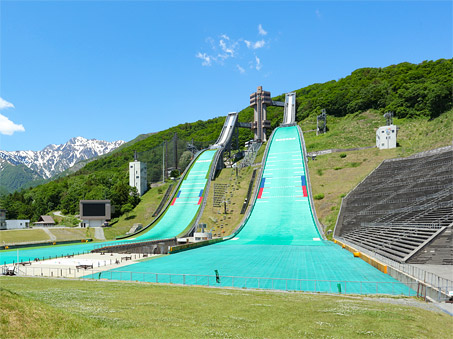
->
[384,111,393,126]
[317,109,327,135]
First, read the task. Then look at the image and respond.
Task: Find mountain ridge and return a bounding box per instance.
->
[0,137,125,193]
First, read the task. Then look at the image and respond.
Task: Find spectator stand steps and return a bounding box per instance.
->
[335,146,453,264]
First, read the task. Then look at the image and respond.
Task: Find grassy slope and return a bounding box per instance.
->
[304,109,452,237]
[1,277,451,338]
[0,287,103,338]
[103,182,172,239]
[199,166,255,237]
[1,228,95,246]
[0,229,50,245]
[48,228,94,241]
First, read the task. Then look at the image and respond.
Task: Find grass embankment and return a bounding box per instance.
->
[103,182,172,240]
[303,110,452,237]
[0,229,50,245]
[48,228,94,241]
[0,228,96,246]
[1,277,451,338]
[199,165,256,237]
[253,142,266,164]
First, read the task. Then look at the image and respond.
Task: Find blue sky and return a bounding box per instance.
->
[0,1,451,152]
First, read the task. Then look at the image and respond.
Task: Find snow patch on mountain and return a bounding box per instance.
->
[0,137,125,179]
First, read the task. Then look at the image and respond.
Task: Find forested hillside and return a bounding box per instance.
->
[2,58,451,221]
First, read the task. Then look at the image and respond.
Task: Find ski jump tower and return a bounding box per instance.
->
[250,86,272,142]
[249,86,294,141]
[249,86,286,142]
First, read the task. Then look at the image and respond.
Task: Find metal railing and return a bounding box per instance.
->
[361,222,445,229]
[14,266,423,297]
[337,237,453,298]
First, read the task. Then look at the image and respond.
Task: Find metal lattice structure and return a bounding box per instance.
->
[136,134,215,183]
[317,109,327,135]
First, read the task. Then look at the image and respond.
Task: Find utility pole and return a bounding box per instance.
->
[162,141,165,183]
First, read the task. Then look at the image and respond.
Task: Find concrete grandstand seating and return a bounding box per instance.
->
[335,147,453,263]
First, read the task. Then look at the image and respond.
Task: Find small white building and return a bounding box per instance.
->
[194,231,213,242]
[5,220,30,230]
[129,160,147,196]
[376,125,398,150]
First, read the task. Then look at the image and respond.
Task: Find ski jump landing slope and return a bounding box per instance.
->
[103,125,409,294]
[0,114,237,264]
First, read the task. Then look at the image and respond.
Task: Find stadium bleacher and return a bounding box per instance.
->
[335,147,453,264]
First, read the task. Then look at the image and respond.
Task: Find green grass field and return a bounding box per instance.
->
[0,229,50,245]
[48,228,94,241]
[0,228,96,246]
[1,277,451,338]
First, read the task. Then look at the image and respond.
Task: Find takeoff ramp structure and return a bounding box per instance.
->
[212,112,238,149]
[282,92,296,126]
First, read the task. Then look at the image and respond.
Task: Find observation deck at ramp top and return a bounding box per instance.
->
[100,125,406,295]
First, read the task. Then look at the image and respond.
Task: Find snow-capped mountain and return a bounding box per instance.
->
[0,137,125,179]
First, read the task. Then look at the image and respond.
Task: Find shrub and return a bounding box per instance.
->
[314,193,325,200]
[348,162,362,168]
[339,153,347,158]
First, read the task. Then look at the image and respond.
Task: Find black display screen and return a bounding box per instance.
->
[82,203,106,217]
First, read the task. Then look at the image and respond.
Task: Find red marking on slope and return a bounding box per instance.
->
[258,187,264,199]
[302,186,307,197]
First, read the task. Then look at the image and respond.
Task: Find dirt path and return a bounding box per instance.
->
[94,227,106,240]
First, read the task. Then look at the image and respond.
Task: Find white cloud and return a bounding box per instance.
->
[255,56,262,71]
[0,114,25,135]
[196,52,212,66]
[253,40,265,49]
[219,37,238,59]
[244,39,265,50]
[0,97,15,110]
[197,29,269,71]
